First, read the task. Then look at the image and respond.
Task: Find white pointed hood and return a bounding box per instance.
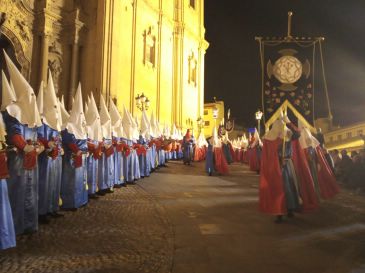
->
[197,131,208,147]
[150,112,157,138]
[36,82,44,116]
[65,83,86,139]
[130,113,139,141]
[42,71,62,131]
[1,70,18,117]
[140,110,150,139]
[298,119,320,149]
[99,95,112,139]
[3,50,42,128]
[109,98,125,138]
[58,97,69,130]
[122,106,133,140]
[212,126,220,147]
[85,93,103,141]
[264,118,288,141]
[0,112,6,142]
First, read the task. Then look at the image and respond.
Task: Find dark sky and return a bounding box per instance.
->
[204,0,365,128]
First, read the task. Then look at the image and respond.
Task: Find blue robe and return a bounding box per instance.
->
[132,148,141,180]
[158,149,166,166]
[0,178,16,249]
[279,141,300,211]
[182,136,195,164]
[98,139,115,190]
[37,124,62,215]
[61,130,88,209]
[137,136,149,177]
[3,111,39,235]
[87,140,99,194]
[222,143,233,164]
[113,137,125,186]
[150,143,157,170]
[121,138,134,182]
[205,144,214,175]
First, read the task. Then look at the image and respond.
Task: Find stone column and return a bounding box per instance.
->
[39,32,49,85]
[68,42,79,110]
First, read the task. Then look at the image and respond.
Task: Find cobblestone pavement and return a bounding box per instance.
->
[2,161,365,273]
[0,183,174,273]
[141,161,365,273]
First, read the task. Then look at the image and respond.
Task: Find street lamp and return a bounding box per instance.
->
[197,116,204,135]
[212,106,219,131]
[255,109,263,135]
[135,92,150,111]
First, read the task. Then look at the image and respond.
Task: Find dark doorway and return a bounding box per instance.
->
[0,33,21,105]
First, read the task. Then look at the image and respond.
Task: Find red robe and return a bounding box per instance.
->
[259,139,286,215]
[249,147,260,172]
[316,146,340,199]
[291,140,319,212]
[213,147,229,175]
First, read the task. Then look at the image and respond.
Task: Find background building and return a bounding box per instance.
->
[324,122,365,152]
[0,0,208,130]
[203,100,224,137]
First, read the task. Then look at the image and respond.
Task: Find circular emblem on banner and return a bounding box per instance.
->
[273,56,303,84]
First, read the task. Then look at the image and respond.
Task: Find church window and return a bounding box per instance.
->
[204,121,210,126]
[188,52,197,87]
[143,26,156,67]
[189,0,196,9]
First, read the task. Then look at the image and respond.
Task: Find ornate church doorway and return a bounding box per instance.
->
[0,33,21,105]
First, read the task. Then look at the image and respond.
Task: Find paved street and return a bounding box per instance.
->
[1,161,365,273]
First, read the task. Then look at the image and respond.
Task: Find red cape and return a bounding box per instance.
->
[259,139,286,215]
[213,147,229,175]
[316,146,340,199]
[291,140,319,212]
[249,147,260,172]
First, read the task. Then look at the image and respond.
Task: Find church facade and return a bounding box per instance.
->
[0,0,208,129]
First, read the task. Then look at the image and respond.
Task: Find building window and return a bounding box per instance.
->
[358,129,363,136]
[204,121,210,126]
[329,136,333,143]
[203,110,208,115]
[337,135,342,141]
[188,52,197,87]
[347,132,352,138]
[189,0,196,9]
[143,26,156,67]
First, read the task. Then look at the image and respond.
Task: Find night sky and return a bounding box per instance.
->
[204,0,365,128]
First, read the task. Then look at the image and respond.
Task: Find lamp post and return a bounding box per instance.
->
[135,92,150,111]
[212,106,219,129]
[255,109,263,136]
[197,116,204,135]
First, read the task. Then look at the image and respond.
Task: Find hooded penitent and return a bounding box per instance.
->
[59,96,70,130]
[109,98,125,138]
[122,106,133,140]
[65,83,87,139]
[1,70,19,118]
[41,70,62,132]
[99,95,112,139]
[3,50,42,128]
[85,93,103,141]
[140,110,150,139]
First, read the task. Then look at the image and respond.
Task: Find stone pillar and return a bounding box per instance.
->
[39,32,49,86]
[68,42,79,110]
[172,0,184,127]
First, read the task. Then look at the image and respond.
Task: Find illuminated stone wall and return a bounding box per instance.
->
[0,0,208,131]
